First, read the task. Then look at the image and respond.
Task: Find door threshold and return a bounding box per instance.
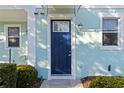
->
[49,75,75,80]
[51,74,72,76]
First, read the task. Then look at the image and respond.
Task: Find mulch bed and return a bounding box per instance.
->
[32,79,44,88]
[81,76,96,88]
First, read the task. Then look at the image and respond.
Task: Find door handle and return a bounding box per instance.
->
[68,54,71,56]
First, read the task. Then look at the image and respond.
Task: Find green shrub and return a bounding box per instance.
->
[89,76,124,88]
[16,65,38,88]
[0,63,17,88]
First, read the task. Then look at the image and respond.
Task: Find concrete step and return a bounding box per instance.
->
[40,79,83,88]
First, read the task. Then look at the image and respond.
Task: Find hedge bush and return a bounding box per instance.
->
[0,63,17,88]
[16,65,38,88]
[89,76,124,88]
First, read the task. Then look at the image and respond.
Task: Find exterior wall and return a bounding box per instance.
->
[35,8,48,79]
[0,6,44,79]
[1,6,124,80]
[75,8,124,79]
[0,22,27,65]
[35,8,75,79]
[36,7,124,79]
[0,5,41,67]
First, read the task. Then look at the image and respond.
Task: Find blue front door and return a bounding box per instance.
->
[51,20,71,75]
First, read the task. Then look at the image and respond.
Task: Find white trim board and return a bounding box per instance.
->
[47,14,76,80]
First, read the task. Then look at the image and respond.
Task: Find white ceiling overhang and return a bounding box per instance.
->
[0,9,27,22]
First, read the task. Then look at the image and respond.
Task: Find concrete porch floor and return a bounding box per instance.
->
[40,79,83,88]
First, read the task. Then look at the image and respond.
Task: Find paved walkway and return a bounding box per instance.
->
[40,79,83,88]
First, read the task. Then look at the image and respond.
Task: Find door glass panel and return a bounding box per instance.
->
[8,27,19,36]
[8,37,19,47]
[103,33,118,45]
[52,21,69,32]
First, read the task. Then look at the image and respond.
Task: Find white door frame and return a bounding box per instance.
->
[47,14,76,80]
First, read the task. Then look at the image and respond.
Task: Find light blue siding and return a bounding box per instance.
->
[36,7,124,79]
[75,8,124,79]
[0,22,27,65]
[36,9,48,79]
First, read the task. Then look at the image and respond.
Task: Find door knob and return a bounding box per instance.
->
[68,54,71,56]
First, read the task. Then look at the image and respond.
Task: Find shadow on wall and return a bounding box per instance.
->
[75,7,124,79]
[36,46,48,79]
[34,6,124,79]
[76,30,124,79]
[35,12,48,79]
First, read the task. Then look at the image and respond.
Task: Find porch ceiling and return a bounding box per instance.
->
[0,9,27,22]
